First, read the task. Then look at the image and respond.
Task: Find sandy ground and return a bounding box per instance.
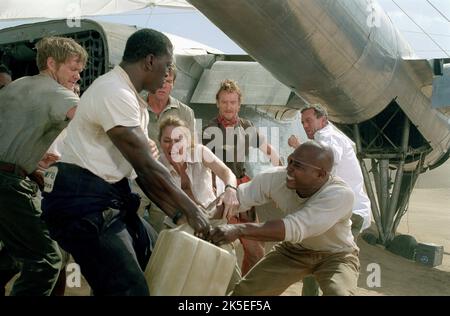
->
[6,162,450,296]
[282,193,450,296]
[282,161,450,296]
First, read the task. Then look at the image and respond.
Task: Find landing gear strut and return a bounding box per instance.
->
[337,103,430,246]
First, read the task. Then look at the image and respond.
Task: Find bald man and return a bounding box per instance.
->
[210,141,360,296]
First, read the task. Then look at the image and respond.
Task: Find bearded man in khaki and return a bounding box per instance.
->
[210,141,360,296]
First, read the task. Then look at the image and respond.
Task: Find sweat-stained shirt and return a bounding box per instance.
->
[0,74,78,174]
[61,66,149,183]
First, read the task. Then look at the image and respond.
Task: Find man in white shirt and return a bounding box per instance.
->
[288,104,371,295]
[210,141,360,296]
[288,104,371,296]
[41,29,210,296]
[289,105,371,232]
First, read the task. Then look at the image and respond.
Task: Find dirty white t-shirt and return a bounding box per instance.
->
[61,66,149,183]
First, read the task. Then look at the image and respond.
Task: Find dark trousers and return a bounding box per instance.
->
[42,163,156,296]
[0,171,62,296]
[0,244,21,296]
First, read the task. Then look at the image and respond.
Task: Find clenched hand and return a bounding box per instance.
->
[209,224,241,246]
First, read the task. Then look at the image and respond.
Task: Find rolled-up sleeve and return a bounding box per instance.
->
[282,185,354,243]
[49,86,79,122]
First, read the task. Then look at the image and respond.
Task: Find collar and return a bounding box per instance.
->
[159,154,179,178]
[295,175,334,201]
[217,115,239,128]
[148,95,180,114]
[314,123,332,138]
[114,66,147,109]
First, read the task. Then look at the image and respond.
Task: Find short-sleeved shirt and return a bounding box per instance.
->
[202,117,260,179]
[0,74,78,173]
[238,167,357,253]
[46,129,67,157]
[147,95,195,147]
[61,66,149,183]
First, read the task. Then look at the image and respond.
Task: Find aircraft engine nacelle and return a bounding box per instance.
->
[188,0,450,170]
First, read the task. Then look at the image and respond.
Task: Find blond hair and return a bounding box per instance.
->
[158,116,194,147]
[36,37,88,71]
[215,79,242,102]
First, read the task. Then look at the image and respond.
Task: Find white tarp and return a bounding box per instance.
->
[0,0,192,20]
[166,33,223,55]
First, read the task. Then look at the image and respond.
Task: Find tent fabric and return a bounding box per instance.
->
[0,0,192,21]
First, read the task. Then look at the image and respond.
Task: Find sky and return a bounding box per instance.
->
[0,0,449,59]
[378,0,450,58]
[94,0,450,59]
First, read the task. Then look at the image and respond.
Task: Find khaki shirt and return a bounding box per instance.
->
[0,74,78,173]
[147,96,195,148]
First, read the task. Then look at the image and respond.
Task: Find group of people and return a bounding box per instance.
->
[0,27,372,296]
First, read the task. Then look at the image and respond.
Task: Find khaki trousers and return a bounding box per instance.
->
[302,213,363,296]
[231,242,359,296]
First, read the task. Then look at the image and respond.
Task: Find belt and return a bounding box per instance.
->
[0,161,28,179]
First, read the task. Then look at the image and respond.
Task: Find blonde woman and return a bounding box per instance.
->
[157,116,239,224]
[153,116,241,293]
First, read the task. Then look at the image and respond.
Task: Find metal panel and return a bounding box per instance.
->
[190,61,292,106]
[0,19,110,91]
[187,0,450,169]
[432,65,450,109]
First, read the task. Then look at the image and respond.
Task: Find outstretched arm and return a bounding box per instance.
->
[210,220,285,245]
[201,145,239,219]
[258,133,282,166]
[107,126,210,237]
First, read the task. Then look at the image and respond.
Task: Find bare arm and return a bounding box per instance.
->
[210,219,285,246]
[202,145,239,219]
[107,126,210,237]
[259,142,283,166]
[65,106,77,120]
[288,135,301,149]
